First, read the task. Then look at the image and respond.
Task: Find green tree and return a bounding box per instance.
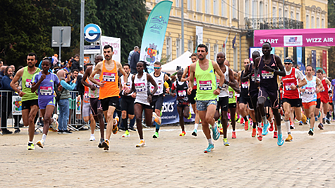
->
[328,0,335,78]
[95,0,147,64]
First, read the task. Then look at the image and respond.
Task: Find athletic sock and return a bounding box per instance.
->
[208,139,213,145]
[194,123,199,130]
[243,116,248,122]
[285,120,290,134]
[261,116,268,125]
[42,134,47,142]
[327,112,331,119]
[154,121,160,132]
[28,141,33,144]
[253,122,257,129]
[90,134,94,137]
[122,118,128,131]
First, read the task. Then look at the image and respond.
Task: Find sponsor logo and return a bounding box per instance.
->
[284,35,302,47]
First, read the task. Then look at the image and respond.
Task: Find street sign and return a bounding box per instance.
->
[52,26,71,47]
[84,24,101,43]
[84,45,101,54]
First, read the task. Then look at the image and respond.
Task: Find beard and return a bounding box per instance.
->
[28,64,34,68]
[105,56,112,60]
[198,56,205,60]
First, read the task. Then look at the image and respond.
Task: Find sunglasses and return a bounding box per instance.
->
[284,63,291,65]
[154,67,161,69]
[27,59,35,61]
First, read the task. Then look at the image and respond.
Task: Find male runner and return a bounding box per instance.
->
[300,65,323,136]
[182,53,200,136]
[82,55,105,146]
[89,45,128,150]
[317,69,331,128]
[150,61,170,138]
[280,57,306,142]
[120,63,135,138]
[10,52,40,150]
[254,42,286,146]
[238,59,252,131]
[188,44,226,153]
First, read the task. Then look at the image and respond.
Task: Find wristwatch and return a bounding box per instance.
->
[218,85,223,90]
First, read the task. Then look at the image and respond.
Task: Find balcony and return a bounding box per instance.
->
[244,17,304,30]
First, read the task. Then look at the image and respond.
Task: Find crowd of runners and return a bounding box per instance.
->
[11,43,335,153]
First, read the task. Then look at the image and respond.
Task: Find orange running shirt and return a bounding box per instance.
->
[99,60,119,99]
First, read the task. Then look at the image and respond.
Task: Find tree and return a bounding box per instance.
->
[95,0,147,64]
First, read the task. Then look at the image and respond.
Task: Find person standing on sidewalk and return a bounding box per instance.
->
[187,44,226,153]
[10,52,40,150]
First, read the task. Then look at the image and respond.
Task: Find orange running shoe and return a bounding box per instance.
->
[232,131,236,139]
[252,128,256,137]
[244,120,249,131]
[179,131,186,136]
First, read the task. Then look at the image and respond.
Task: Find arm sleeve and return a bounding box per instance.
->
[60,80,77,91]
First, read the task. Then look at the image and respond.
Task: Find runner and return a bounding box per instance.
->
[125,61,158,147]
[300,65,323,136]
[214,53,239,145]
[181,53,200,136]
[82,55,105,146]
[150,61,170,138]
[317,69,331,128]
[89,45,128,150]
[254,42,286,146]
[10,52,40,150]
[280,57,307,142]
[242,51,261,139]
[171,70,190,136]
[238,59,251,131]
[188,44,226,153]
[120,63,135,138]
[228,86,237,138]
[31,58,61,148]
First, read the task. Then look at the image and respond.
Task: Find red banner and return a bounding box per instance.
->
[322,50,327,74]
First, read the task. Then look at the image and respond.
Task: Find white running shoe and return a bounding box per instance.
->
[89,135,95,141]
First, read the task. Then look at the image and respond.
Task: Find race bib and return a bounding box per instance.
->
[242,82,248,89]
[199,80,212,90]
[194,78,197,86]
[178,90,187,97]
[25,79,32,88]
[84,91,90,103]
[305,87,315,95]
[229,91,234,98]
[261,70,274,79]
[40,86,53,95]
[102,72,115,82]
[251,74,260,82]
[135,83,146,92]
[285,83,294,91]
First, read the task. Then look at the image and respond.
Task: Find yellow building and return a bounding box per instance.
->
[145,0,328,72]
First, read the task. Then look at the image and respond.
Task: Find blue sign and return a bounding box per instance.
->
[296,47,305,74]
[84,24,101,43]
[311,50,316,75]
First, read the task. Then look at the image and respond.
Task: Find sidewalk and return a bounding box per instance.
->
[1,122,335,187]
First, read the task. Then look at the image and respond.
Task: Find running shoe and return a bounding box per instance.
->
[192,129,197,136]
[257,127,263,141]
[232,131,236,139]
[277,134,284,146]
[58,130,63,134]
[14,129,20,134]
[290,125,295,130]
[36,140,44,148]
[102,140,109,150]
[212,123,220,140]
[285,134,293,142]
[219,128,223,135]
[179,131,186,136]
[273,131,278,138]
[244,120,249,131]
[269,122,274,132]
[299,121,303,126]
[98,140,104,148]
[308,129,314,136]
[223,138,230,146]
[112,123,119,135]
[251,128,256,137]
[89,135,96,141]
[122,130,130,138]
[204,143,214,153]
[240,117,244,124]
[326,118,331,124]
[152,112,161,125]
[318,123,324,130]
[136,140,145,147]
[187,112,192,119]
[153,132,159,138]
[27,143,35,150]
[262,122,269,136]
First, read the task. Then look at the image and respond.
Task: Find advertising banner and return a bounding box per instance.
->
[161,95,195,125]
[296,47,305,74]
[322,50,327,74]
[12,96,22,115]
[311,50,316,73]
[196,26,203,48]
[140,1,172,67]
[100,36,121,63]
[254,28,335,47]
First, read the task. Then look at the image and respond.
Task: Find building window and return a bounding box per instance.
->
[322,18,325,28]
[213,0,218,15]
[176,0,180,7]
[205,0,209,14]
[213,44,218,61]
[311,16,314,28]
[166,37,172,61]
[291,11,294,19]
[284,10,288,18]
[221,0,226,17]
[155,0,161,3]
[206,43,211,59]
[245,0,249,18]
[176,38,181,58]
[279,8,282,18]
[306,15,309,28]
[232,0,236,19]
[196,0,201,12]
[259,1,263,19]
[188,40,193,53]
[317,17,320,28]
[296,12,300,21]
[252,0,257,18]
[187,0,191,10]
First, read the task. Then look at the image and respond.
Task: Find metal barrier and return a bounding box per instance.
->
[0,90,89,133]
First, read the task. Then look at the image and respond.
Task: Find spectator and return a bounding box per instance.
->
[128,46,139,64]
[0,66,7,88]
[1,66,14,134]
[130,48,140,74]
[71,54,80,71]
[0,60,3,69]
[57,70,77,134]
[78,67,84,77]
[9,65,15,78]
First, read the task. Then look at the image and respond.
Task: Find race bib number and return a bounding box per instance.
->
[102,72,115,82]
[304,87,315,95]
[194,78,197,86]
[135,83,146,92]
[40,86,53,95]
[261,70,274,79]
[199,80,212,90]
[251,74,260,82]
[25,79,32,88]
[178,90,187,97]
[285,83,294,91]
[84,91,90,103]
[242,82,248,89]
[229,91,234,98]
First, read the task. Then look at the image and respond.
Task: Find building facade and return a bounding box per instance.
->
[145,0,328,72]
